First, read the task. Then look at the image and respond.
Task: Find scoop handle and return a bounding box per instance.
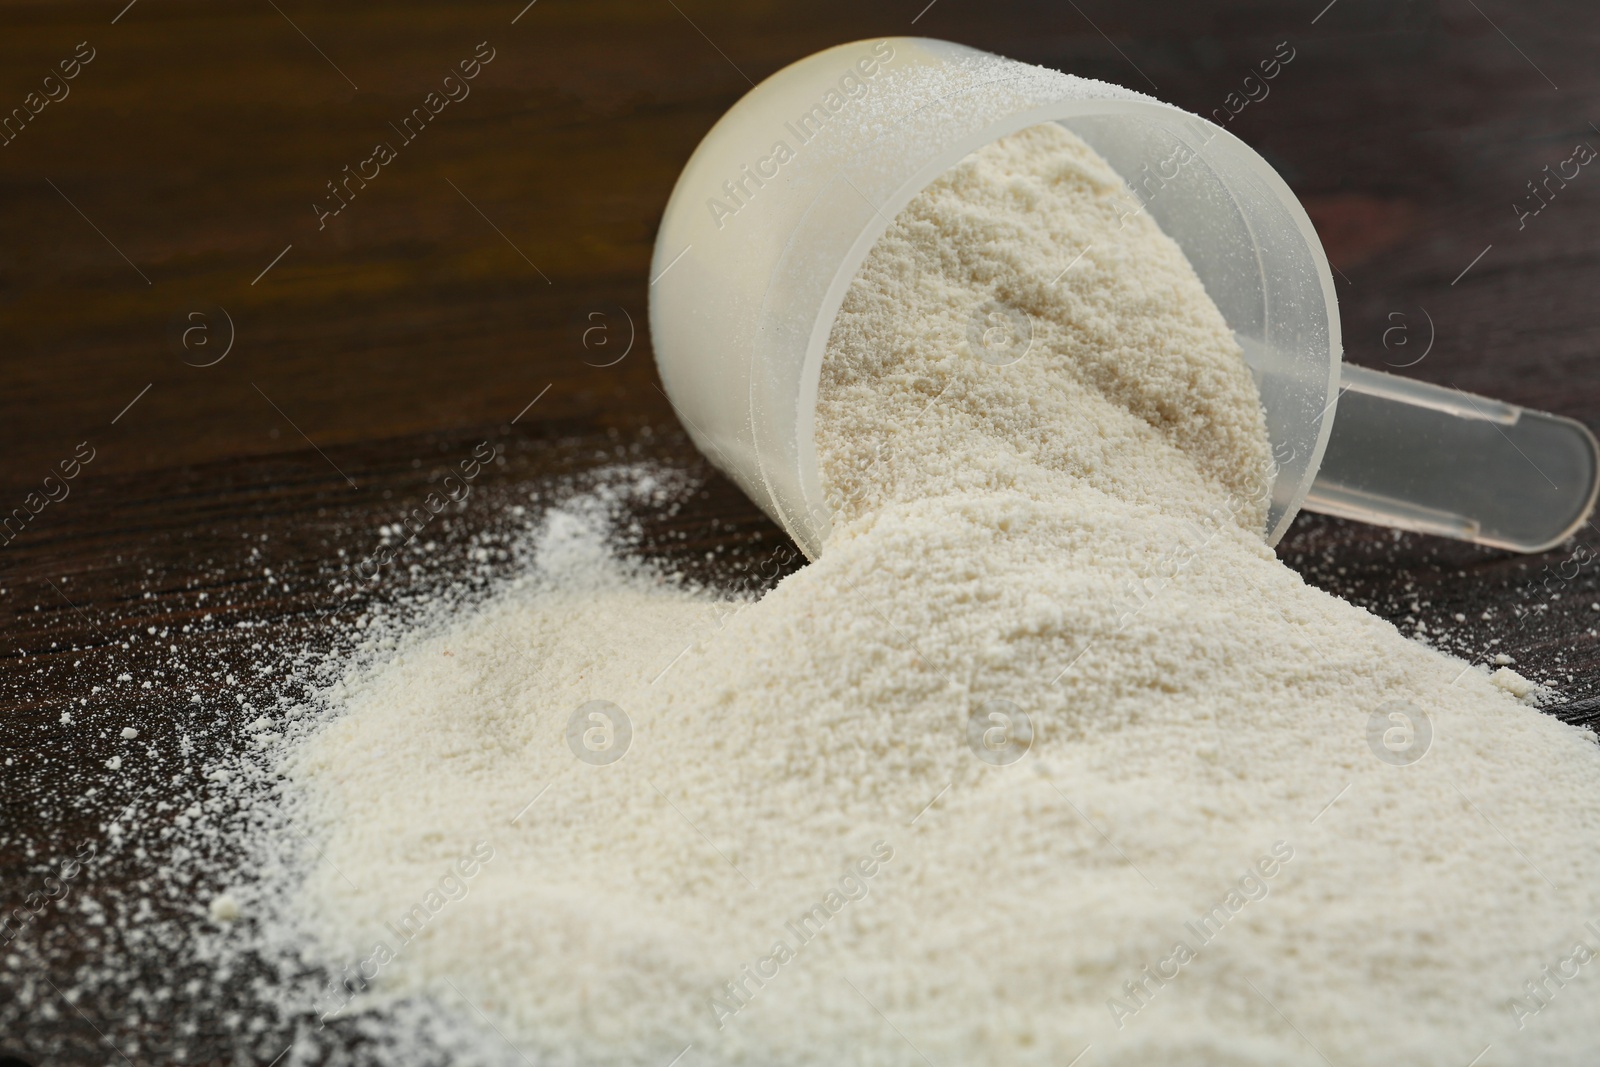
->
[1302,364,1600,553]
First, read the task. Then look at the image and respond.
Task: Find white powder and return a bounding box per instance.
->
[209,892,241,923]
[286,124,1600,1065]
[817,123,1273,540]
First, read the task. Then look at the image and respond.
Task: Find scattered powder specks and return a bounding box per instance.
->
[1490,666,1541,701]
[209,892,241,923]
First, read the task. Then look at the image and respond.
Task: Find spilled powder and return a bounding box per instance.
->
[283,124,1600,1065]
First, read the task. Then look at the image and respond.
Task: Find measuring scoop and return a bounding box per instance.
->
[649,37,1599,556]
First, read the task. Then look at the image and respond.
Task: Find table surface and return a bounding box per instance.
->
[3,1,1599,1063]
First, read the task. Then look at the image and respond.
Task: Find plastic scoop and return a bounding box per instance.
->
[649,36,1599,557]
[1304,364,1596,551]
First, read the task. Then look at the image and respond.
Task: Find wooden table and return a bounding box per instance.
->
[3,1,1598,1063]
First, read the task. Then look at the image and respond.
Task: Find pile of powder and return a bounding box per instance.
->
[282,123,1600,1065]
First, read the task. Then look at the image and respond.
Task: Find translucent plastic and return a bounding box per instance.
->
[649,37,1598,557]
[1308,365,1598,552]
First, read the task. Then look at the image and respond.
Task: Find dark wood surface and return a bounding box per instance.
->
[3,1,1600,1063]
